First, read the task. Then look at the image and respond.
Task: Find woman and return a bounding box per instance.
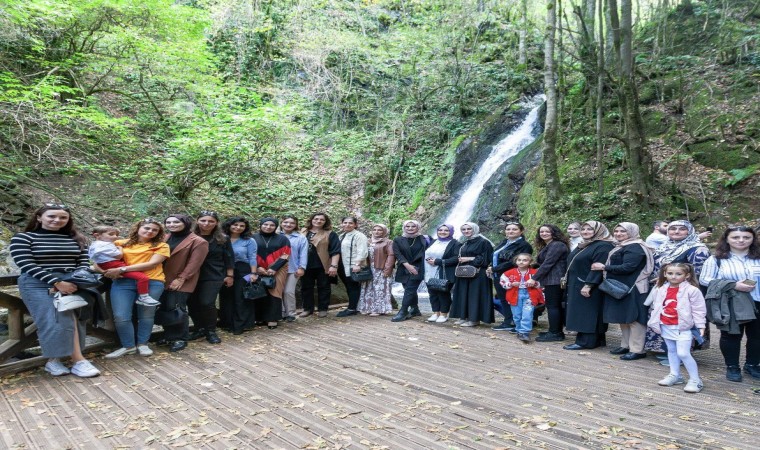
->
[592,222,653,360]
[531,224,570,342]
[103,218,170,358]
[358,224,396,316]
[489,222,534,331]
[700,226,760,382]
[9,204,100,377]
[424,224,461,323]
[450,222,495,327]
[218,217,257,335]
[391,220,428,322]
[253,218,291,329]
[159,214,209,352]
[336,217,369,317]
[299,213,341,318]
[645,220,711,354]
[280,215,308,322]
[563,221,615,350]
[567,222,583,251]
[187,211,234,344]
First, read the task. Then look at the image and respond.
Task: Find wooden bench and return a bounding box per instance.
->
[0,274,117,376]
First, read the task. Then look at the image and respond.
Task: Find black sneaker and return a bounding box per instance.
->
[744,363,760,379]
[492,323,515,332]
[517,333,531,343]
[726,365,742,382]
[336,309,358,317]
[206,331,221,344]
[535,332,565,342]
[188,328,207,341]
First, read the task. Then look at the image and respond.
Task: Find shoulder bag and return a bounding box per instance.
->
[598,278,634,299]
[454,244,479,278]
[348,235,374,282]
[559,247,587,289]
[427,260,452,292]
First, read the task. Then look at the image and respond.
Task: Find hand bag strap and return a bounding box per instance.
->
[562,246,587,281]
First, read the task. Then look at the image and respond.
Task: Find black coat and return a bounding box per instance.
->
[532,240,569,287]
[450,236,495,323]
[393,236,428,283]
[492,237,534,275]
[602,244,649,325]
[565,240,615,333]
[431,240,462,283]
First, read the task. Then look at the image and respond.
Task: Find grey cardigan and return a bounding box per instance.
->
[705,279,758,334]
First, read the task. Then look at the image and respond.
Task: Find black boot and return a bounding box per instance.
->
[206,330,221,344]
[409,306,422,317]
[391,308,411,322]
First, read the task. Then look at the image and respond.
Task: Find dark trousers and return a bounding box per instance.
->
[494,280,513,324]
[160,290,191,341]
[400,279,422,310]
[720,318,760,367]
[338,262,362,310]
[301,267,331,312]
[429,289,452,314]
[188,279,224,331]
[544,285,565,334]
[218,262,255,333]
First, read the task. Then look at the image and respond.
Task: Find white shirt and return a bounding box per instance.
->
[700,253,760,302]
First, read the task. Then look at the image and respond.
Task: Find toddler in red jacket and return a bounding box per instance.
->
[500,253,545,342]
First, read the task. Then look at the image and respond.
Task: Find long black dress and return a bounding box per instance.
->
[450,236,495,324]
[602,244,648,325]
[565,240,614,347]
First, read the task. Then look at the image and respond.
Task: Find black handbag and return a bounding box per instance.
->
[454,246,478,278]
[347,234,373,282]
[427,261,451,292]
[351,266,374,282]
[243,281,268,300]
[259,276,276,289]
[598,278,634,299]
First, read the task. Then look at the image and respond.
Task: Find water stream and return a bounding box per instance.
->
[392,95,545,309]
[443,94,544,236]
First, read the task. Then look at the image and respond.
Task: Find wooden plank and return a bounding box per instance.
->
[0,323,37,366]
[0,291,27,312]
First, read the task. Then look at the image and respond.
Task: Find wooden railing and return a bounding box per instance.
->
[0,274,117,376]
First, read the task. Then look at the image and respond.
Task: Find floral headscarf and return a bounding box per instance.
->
[607,222,654,293]
[654,220,701,266]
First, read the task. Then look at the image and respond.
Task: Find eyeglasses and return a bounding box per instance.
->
[199,210,218,218]
[44,203,69,211]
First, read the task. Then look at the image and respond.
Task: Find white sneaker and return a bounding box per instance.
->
[427,313,440,322]
[454,319,466,325]
[460,321,478,327]
[436,315,449,323]
[71,360,101,378]
[683,378,703,393]
[105,347,136,359]
[137,345,153,356]
[44,358,70,376]
[658,373,685,386]
[135,295,161,307]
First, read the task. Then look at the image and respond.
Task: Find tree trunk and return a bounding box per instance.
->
[596,0,605,195]
[543,0,562,201]
[518,0,528,65]
[609,0,653,202]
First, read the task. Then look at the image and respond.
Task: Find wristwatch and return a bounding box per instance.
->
[119,267,127,274]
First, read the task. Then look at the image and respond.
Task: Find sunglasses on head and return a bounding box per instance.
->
[199,210,218,218]
[727,225,755,233]
[142,217,159,224]
[44,202,69,211]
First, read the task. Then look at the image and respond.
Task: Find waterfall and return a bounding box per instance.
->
[443,95,545,236]
[391,95,544,311]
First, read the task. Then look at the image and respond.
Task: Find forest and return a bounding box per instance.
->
[1,0,759,240]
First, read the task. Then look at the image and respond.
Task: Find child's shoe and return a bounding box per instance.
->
[136,295,160,307]
[683,378,703,393]
[658,373,685,386]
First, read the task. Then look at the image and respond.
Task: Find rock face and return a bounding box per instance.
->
[0,181,31,226]
[428,99,545,241]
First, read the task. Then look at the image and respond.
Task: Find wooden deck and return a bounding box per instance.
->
[0,315,758,449]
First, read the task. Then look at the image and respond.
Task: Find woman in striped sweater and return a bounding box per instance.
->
[9,204,101,378]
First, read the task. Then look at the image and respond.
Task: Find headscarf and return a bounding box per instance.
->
[607,222,654,293]
[653,219,701,266]
[371,224,389,243]
[436,224,455,242]
[259,218,279,237]
[402,220,422,238]
[577,220,613,248]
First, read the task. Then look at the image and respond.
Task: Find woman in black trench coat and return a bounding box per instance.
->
[593,222,653,360]
[450,222,495,327]
[563,221,615,350]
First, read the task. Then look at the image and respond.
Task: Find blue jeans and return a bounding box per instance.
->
[110,279,164,348]
[510,288,534,334]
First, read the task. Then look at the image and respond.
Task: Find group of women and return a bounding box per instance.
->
[9,204,760,385]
